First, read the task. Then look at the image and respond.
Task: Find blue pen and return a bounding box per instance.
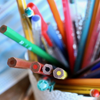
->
[91,62,100,71]
[47,24,68,60]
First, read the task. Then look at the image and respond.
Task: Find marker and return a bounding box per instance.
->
[7,57,33,69]
[53,68,68,79]
[30,62,44,74]
[0,25,69,70]
[42,64,54,75]
[90,89,100,97]
[37,76,55,92]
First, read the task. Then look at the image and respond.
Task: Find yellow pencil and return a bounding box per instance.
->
[16,0,37,61]
[55,85,100,91]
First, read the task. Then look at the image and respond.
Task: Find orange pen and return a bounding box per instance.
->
[47,0,65,44]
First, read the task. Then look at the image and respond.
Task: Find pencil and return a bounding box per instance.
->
[27,2,53,47]
[16,0,38,62]
[56,79,100,87]
[0,25,69,70]
[74,0,95,72]
[7,57,33,69]
[53,68,67,79]
[55,85,100,91]
[47,0,66,44]
[81,0,100,68]
[62,0,75,73]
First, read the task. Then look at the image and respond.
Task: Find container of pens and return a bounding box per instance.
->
[1,0,100,100]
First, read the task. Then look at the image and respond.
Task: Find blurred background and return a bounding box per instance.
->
[0,0,87,99]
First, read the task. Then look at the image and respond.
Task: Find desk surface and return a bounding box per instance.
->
[0,75,35,100]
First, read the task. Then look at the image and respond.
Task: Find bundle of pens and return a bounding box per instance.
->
[0,0,100,97]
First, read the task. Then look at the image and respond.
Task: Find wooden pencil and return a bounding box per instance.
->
[56,79,100,87]
[7,57,33,69]
[16,0,38,62]
[81,0,100,68]
[47,0,66,44]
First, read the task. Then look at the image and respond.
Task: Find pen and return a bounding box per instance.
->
[62,0,75,73]
[27,3,53,47]
[0,25,69,70]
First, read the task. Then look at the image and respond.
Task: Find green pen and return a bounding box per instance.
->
[0,25,69,72]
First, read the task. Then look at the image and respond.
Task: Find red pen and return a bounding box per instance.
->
[27,3,53,47]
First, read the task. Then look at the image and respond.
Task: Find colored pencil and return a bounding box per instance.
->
[55,85,100,91]
[47,24,68,61]
[56,79,100,87]
[74,0,95,72]
[82,69,100,78]
[27,2,53,47]
[47,0,66,44]
[81,0,100,68]
[7,57,33,69]
[0,25,69,70]
[62,0,75,73]
[16,0,38,62]
[72,58,100,78]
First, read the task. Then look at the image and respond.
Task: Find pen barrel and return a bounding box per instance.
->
[7,57,33,69]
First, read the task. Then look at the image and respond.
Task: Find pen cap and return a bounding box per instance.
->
[42,64,53,75]
[25,7,34,17]
[37,79,49,91]
[53,68,67,79]
[30,62,43,73]
[31,15,41,31]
